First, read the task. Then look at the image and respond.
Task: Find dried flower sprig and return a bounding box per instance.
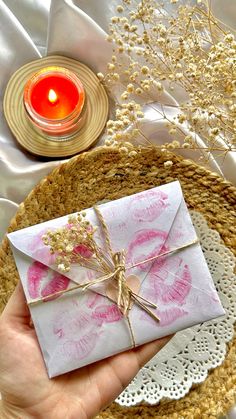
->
[42,213,112,275]
[99,0,236,164]
[41,212,161,322]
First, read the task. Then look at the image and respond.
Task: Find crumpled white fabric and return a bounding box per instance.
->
[0,0,235,243]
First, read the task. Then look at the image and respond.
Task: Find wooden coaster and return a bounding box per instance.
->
[3,55,109,158]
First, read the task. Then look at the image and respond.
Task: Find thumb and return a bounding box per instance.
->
[1,282,30,325]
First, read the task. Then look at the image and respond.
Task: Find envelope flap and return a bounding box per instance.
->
[7,210,96,288]
[8,181,184,291]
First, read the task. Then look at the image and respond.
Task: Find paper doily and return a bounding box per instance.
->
[117,211,236,406]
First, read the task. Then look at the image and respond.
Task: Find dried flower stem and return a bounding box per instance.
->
[100,0,236,165]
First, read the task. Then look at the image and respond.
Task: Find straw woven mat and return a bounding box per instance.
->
[0,146,236,419]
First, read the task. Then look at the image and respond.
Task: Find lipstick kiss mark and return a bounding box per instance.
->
[28,228,56,265]
[159,263,191,305]
[41,273,70,301]
[28,228,48,252]
[63,332,99,360]
[91,304,123,326]
[141,307,187,327]
[138,253,192,326]
[27,261,48,299]
[149,257,192,306]
[126,229,168,272]
[27,261,70,301]
[53,309,92,339]
[73,244,93,259]
[86,292,104,309]
[130,189,169,222]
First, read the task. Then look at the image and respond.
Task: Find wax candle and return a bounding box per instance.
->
[23,67,85,139]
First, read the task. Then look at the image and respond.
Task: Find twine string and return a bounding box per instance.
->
[28,240,199,309]
[94,205,114,259]
[27,206,199,347]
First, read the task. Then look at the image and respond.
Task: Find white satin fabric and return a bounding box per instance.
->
[0,0,235,244]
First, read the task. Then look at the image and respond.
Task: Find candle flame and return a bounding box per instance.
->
[48,89,58,104]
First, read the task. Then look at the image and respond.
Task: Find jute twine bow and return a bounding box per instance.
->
[28,206,199,347]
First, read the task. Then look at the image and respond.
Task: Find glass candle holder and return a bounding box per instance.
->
[23,66,86,140]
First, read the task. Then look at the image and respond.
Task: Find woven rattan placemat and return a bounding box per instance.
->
[0,146,235,418]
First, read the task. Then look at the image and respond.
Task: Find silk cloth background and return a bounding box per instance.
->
[0,1,236,417]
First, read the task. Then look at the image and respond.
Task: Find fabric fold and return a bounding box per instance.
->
[47,0,113,73]
[3,0,50,54]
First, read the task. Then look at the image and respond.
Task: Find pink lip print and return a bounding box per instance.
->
[86,292,103,309]
[168,227,184,244]
[63,332,99,360]
[27,261,70,301]
[73,244,93,259]
[91,304,123,326]
[28,228,49,252]
[149,257,192,306]
[141,307,187,327]
[41,272,71,301]
[54,294,122,341]
[27,261,48,299]
[33,248,57,266]
[138,255,191,327]
[28,228,56,265]
[53,309,92,339]
[55,301,122,362]
[131,189,169,222]
[126,229,168,272]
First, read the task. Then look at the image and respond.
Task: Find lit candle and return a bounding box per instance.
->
[23,66,85,139]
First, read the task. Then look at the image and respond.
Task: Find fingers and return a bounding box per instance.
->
[135,335,173,368]
[1,281,30,325]
[94,334,173,409]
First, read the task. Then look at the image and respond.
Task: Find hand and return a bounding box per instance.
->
[0,283,170,419]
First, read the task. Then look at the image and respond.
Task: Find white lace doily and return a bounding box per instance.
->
[117,211,236,406]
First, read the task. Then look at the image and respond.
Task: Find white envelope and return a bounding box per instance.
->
[8,181,225,377]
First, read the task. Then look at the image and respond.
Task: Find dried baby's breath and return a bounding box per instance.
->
[164,160,174,168]
[99,0,236,163]
[42,213,108,274]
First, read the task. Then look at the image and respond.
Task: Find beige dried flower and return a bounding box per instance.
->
[102,0,236,162]
[42,212,105,273]
[129,150,138,157]
[164,160,174,168]
[97,72,104,81]
[116,5,124,13]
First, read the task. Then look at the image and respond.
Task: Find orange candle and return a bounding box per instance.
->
[23,67,85,139]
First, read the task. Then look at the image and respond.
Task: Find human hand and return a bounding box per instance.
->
[0,283,171,419]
